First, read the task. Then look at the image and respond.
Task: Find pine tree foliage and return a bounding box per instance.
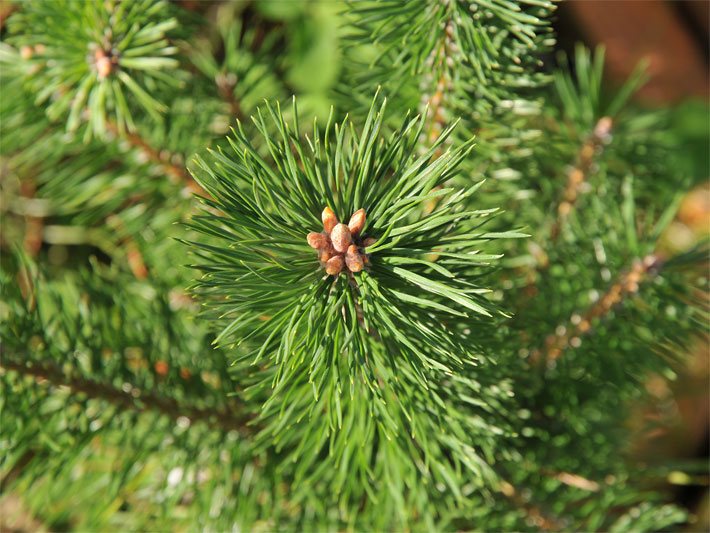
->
[343,0,555,114]
[1,0,707,531]
[187,97,526,522]
[477,45,708,531]
[6,0,182,137]
[190,13,285,120]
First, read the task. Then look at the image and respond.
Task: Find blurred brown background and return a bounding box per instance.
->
[558,0,708,103]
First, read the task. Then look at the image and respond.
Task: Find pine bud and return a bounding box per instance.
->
[325,255,344,276]
[322,207,338,234]
[307,232,327,250]
[95,50,113,79]
[319,248,333,263]
[362,237,377,248]
[330,223,352,253]
[347,208,366,236]
[594,116,613,142]
[345,245,364,273]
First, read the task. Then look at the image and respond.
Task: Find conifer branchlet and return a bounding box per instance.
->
[185,98,521,510]
[4,0,180,136]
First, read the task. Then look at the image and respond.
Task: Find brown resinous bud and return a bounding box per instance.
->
[93,48,118,79]
[307,207,373,276]
[345,244,364,273]
[330,223,352,253]
[322,206,338,234]
[307,232,328,250]
[325,255,344,276]
[347,208,366,236]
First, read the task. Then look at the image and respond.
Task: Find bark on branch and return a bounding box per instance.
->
[1,355,253,434]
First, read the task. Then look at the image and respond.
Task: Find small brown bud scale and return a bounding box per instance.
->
[322,207,338,234]
[348,208,366,236]
[330,223,352,253]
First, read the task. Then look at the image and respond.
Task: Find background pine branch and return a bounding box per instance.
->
[1,0,707,531]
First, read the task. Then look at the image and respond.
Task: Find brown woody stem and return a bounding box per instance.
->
[1,355,253,434]
[19,179,44,257]
[422,20,456,147]
[216,72,244,121]
[106,122,207,197]
[499,480,564,531]
[550,116,613,240]
[530,254,661,365]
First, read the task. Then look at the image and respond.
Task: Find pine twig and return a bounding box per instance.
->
[101,122,210,279]
[105,122,207,197]
[216,72,244,121]
[530,254,662,365]
[548,470,600,492]
[550,116,613,240]
[0,354,253,434]
[499,480,564,531]
[520,116,615,301]
[0,450,36,492]
[421,18,457,146]
[19,179,44,257]
[421,18,457,214]
[105,214,149,279]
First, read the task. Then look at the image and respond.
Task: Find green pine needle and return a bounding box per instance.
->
[186,94,517,502]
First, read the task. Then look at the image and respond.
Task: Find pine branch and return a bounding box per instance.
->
[421,19,457,145]
[215,72,244,121]
[188,13,283,127]
[187,96,516,508]
[105,214,149,279]
[5,1,182,137]
[346,0,555,115]
[1,354,253,434]
[550,116,613,240]
[1,2,701,528]
[419,20,458,216]
[105,121,206,197]
[499,480,564,531]
[530,254,661,365]
[18,178,43,257]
